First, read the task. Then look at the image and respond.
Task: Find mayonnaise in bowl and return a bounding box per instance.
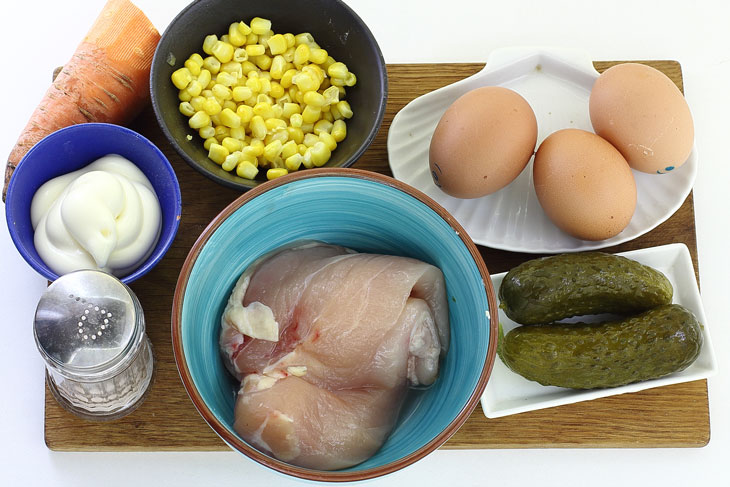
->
[31,154,162,277]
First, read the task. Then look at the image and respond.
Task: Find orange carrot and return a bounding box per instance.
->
[3,0,160,201]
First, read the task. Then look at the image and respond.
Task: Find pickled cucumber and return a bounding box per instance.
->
[499,304,702,389]
[499,252,673,325]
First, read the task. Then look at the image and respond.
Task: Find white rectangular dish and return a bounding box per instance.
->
[480,243,717,419]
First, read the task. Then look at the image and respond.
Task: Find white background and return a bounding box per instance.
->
[1,1,728,485]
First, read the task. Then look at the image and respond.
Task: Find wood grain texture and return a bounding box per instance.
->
[44,60,709,451]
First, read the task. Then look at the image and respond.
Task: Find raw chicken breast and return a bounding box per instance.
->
[220,242,449,470]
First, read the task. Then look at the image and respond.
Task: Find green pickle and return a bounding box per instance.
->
[499,252,673,325]
[499,304,703,389]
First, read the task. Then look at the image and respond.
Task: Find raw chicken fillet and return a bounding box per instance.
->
[220,243,449,470]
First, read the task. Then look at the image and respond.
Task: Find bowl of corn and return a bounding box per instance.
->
[150,0,387,191]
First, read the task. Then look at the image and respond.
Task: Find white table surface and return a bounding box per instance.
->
[1,1,728,485]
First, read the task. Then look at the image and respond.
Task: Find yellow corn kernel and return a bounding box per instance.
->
[303,64,324,83]
[197,126,214,140]
[233,48,248,63]
[179,101,195,117]
[254,54,273,71]
[232,86,253,102]
[188,110,211,129]
[265,117,287,132]
[203,97,222,115]
[310,141,331,167]
[322,110,334,123]
[188,52,204,66]
[303,133,320,148]
[216,71,237,87]
[171,67,192,89]
[282,46,296,63]
[211,84,231,100]
[237,21,252,35]
[222,137,243,153]
[221,60,242,76]
[236,160,259,179]
[337,100,353,119]
[301,147,313,168]
[236,104,254,124]
[294,73,319,93]
[301,105,321,124]
[250,17,271,35]
[245,77,262,93]
[319,132,337,151]
[256,94,273,106]
[303,91,325,108]
[203,56,221,74]
[249,138,265,156]
[345,72,357,87]
[280,140,298,159]
[190,96,206,112]
[212,41,235,63]
[309,48,328,65]
[266,34,287,55]
[258,77,272,94]
[322,85,340,105]
[184,59,201,77]
[295,32,315,46]
[185,79,203,97]
[270,55,286,79]
[208,143,229,165]
[245,44,266,57]
[330,76,345,87]
[269,81,284,99]
[253,102,274,120]
[203,137,217,150]
[300,122,314,133]
[320,55,336,71]
[267,130,289,145]
[313,119,333,135]
[272,104,284,119]
[285,153,303,171]
[293,44,310,66]
[330,103,342,120]
[286,126,304,144]
[240,60,257,74]
[222,152,241,172]
[267,168,288,180]
[220,34,230,44]
[263,139,283,162]
[245,32,258,44]
[214,125,230,140]
[210,114,221,126]
[202,34,218,55]
[229,22,247,47]
[282,102,301,119]
[282,32,295,48]
[331,120,347,142]
[222,100,236,112]
[230,126,246,140]
[280,68,297,88]
[290,113,303,128]
[250,115,267,139]
[328,62,348,79]
[178,89,192,102]
[220,108,242,128]
[338,86,347,98]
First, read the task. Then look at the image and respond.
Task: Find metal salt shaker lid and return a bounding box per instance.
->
[34,270,142,379]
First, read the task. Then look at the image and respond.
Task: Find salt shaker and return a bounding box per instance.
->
[34,270,154,421]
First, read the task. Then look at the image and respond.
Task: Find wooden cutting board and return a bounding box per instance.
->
[44,61,710,451]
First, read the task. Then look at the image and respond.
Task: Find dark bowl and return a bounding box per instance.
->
[150,0,387,191]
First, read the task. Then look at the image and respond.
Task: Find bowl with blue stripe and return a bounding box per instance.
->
[172,168,498,481]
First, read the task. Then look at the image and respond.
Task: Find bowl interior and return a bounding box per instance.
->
[177,174,493,478]
[5,123,182,284]
[151,0,387,191]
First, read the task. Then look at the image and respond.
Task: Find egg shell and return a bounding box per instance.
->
[589,63,694,174]
[533,129,637,241]
[428,86,537,198]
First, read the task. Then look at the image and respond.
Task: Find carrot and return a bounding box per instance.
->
[2,0,160,201]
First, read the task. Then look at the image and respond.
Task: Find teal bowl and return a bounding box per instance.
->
[172,168,497,482]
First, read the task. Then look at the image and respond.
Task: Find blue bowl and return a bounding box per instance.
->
[172,169,498,482]
[5,123,182,284]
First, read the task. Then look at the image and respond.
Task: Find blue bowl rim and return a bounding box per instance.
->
[171,167,499,482]
[5,122,183,284]
[150,0,389,192]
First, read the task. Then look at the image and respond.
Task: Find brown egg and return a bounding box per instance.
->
[533,129,637,241]
[429,86,537,198]
[589,63,694,174]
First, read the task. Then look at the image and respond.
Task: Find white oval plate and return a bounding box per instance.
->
[387,47,698,253]
[481,243,717,418]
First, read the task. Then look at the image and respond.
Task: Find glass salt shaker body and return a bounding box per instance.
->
[34,270,154,421]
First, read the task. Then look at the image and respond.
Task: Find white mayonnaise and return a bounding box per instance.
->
[30,154,162,277]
